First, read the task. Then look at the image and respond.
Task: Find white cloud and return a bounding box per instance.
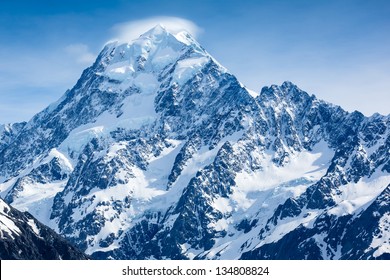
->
[65,43,95,64]
[110,16,202,43]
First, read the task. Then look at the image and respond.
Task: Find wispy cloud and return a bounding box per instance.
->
[65,43,95,65]
[110,16,202,43]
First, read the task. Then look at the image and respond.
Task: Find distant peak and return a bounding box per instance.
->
[266,81,300,94]
[281,81,296,89]
[259,81,313,104]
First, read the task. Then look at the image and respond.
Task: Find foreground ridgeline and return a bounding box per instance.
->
[0,25,389,260]
[0,198,88,259]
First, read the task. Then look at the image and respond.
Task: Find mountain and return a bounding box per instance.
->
[0,25,389,260]
[0,122,26,154]
[0,198,88,259]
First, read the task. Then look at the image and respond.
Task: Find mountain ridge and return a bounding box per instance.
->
[0,25,389,259]
[0,198,88,260]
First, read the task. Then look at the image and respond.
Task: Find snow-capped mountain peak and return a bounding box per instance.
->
[0,27,389,260]
[99,25,207,82]
[140,23,167,37]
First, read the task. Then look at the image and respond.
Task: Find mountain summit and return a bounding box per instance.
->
[0,26,389,260]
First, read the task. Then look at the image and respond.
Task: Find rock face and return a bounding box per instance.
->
[0,198,88,259]
[0,122,26,154]
[0,25,389,260]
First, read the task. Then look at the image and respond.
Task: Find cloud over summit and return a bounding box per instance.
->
[110,16,202,43]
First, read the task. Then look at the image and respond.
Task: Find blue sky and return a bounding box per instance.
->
[0,0,389,123]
